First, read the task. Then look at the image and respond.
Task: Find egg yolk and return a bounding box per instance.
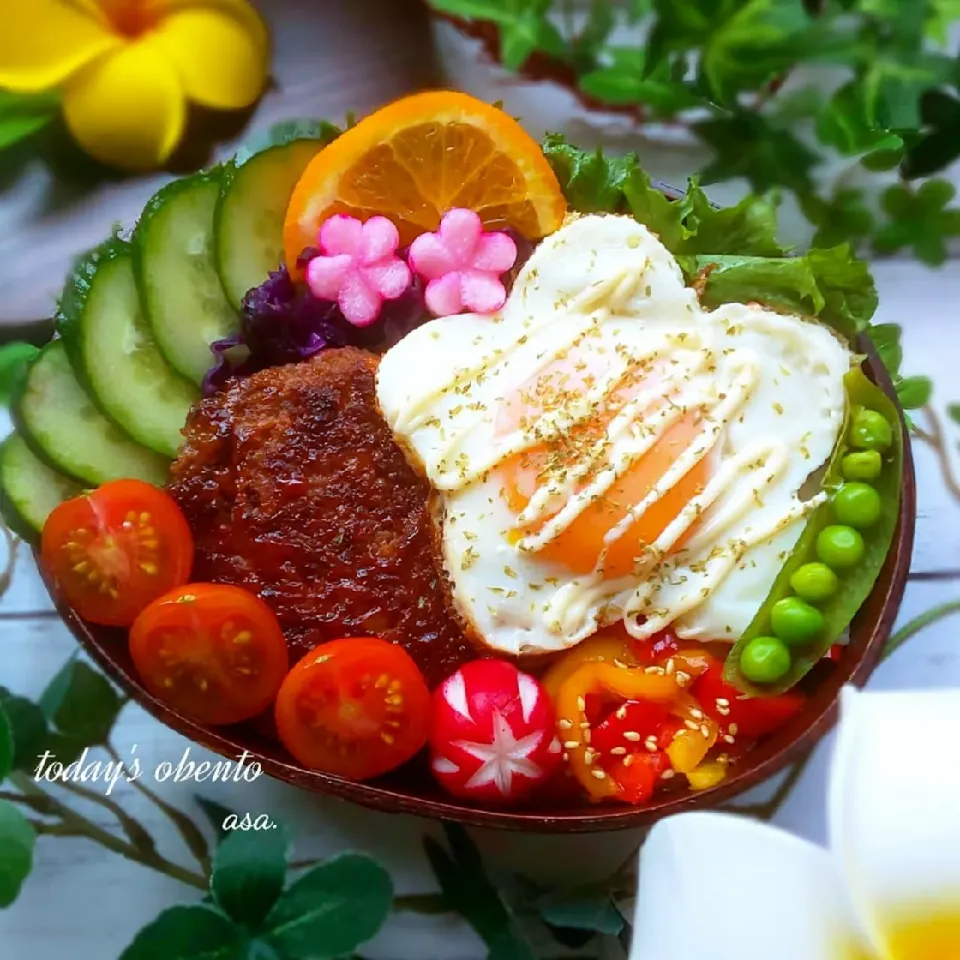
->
[497,351,710,578]
[836,903,960,959]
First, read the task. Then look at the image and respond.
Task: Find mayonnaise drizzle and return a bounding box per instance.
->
[376,213,853,652]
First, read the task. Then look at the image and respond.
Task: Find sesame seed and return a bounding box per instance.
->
[717,705,731,717]
[623,731,641,742]
[609,746,627,756]
[559,718,573,730]
[616,706,628,720]
[661,769,675,780]
[676,671,692,686]
[723,734,736,744]
[684,719,699,731]
[583,729,592,744]
[729,723,740,735]
[700,724,711,738]
[591,769,607,780]
[622,755,635,767]
[579,721,591,730]
[584,752,595,765]
[644,666,665,675]
[689,708,704,720]
[645,741,658,753]
[665,658,676,675]
[562,752,569,762]
[576,696,586,712]
[563,740,580,749]
[716,698,730,707]
[613,658,629,669]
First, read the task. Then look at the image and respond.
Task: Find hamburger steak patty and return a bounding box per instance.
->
[167,347,476,687]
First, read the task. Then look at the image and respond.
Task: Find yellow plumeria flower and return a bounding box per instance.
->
[0,0,269,170]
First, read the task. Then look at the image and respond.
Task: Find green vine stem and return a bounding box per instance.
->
[57,778,158,855]
[8,772,207,891]
[913,405,960,503]
[104,742,212,874]
[883,600,960,660]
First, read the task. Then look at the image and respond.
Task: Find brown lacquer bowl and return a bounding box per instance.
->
[42,185,916,832]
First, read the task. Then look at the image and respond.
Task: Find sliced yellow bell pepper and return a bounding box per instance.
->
[541,632,640,700]
[554,662,680,801]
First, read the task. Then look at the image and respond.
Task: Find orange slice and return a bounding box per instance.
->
[283,90,567,276]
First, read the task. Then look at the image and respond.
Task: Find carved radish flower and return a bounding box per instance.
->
[429,660,561,803]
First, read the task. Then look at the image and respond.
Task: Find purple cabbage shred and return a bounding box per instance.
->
[202,230,535,396]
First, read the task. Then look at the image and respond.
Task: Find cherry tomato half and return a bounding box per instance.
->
[41,480,193,627]
[275,638,431,781]
[130,584,289,726]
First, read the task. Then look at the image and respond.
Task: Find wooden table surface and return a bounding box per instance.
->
[1,3,959,958]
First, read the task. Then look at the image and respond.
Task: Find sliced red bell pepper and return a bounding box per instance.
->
[608,751,670,804]
[693,663,805,741]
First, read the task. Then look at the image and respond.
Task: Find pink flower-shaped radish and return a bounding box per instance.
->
[409,208,517,317]
[306,215,412,327]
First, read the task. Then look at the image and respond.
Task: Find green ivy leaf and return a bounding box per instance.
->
[803,188,876,250]
[694,112,818,193]
[0,800,35,908]
[195,796,240,845]
[0,702,12,782]
[698,0,813,104]
[815,82,904,160]
[0,91,60,152]
[0,343,39,409]
[926,0,960,44]
[211,825,289,928]
[427,0,522,24]
[0,689,48,773]
[895,375,933,409]
[579,47,702,113]
[947,403,960,425]
[119,905,242,960]
[263,854,392,959]
[873,179,960,265]
[40,659,123,746]
[424,824,535,960]
[571,0,616,70]
[901,91,960,179]
[859,52,953,130]
[539,894,624,935]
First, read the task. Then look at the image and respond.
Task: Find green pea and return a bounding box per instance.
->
[842,450,882,481]
[850,408,893,452]
[770,597,825,646]
[789,562,839,602]
[816,524,865,569]
[833,482,882,529]
[740,636,792,684]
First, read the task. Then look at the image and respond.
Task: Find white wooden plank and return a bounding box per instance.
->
[874,262,960,574]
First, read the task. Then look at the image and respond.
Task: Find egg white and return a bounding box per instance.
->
[377,214,853,656]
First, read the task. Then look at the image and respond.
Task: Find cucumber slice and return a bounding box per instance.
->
[135,170,239,385]
[0,434,82,542]
[216,121,340,309]
[57,238,199,459]
[14,340,170,487]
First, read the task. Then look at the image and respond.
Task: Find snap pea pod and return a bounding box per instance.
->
[723,364,903,695]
